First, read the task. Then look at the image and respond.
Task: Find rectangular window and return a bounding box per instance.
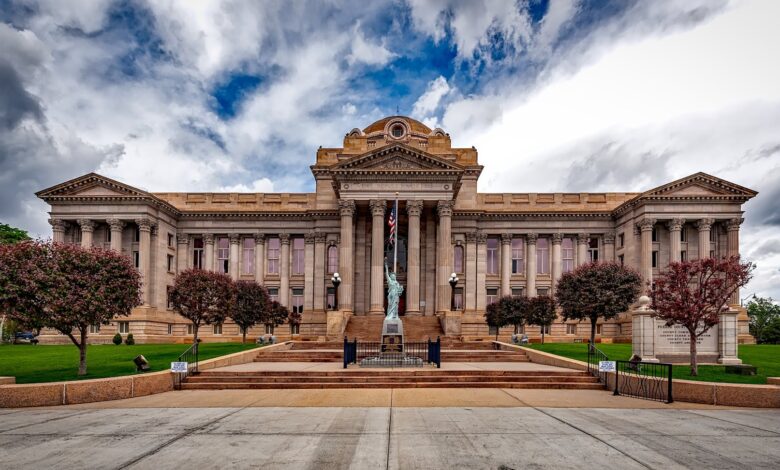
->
[326,287,336,309]
[566,324,576,335]
[265,324,275,334]
[213,324,222,335]
[588,237,599,263]
[187,324,194,335]
[268,288,279,303]
[537,238,550,274]
[488,325,498,336]
[651,227,658,242]
[217,237,229,274]
[515,324,525,334]
[596,324,602,335]
[292,288,304,313]
[511,288,524,298]
[618,254,624,266]
[290,323,300,335]
[167,254,174,272]
[106,229,111,243]
[134,227,140,243]
[709,249,715,259]
[486,238,499,275]
[453,245,464,273]
[118,321,129,334]
[537,288,549,297]
[167,324,173,335]
[511,238,524,274]
[89,324,101,334]
[680,227,687,242]
[327,245,339,273]
[541,324,551,335]
[710,228,716,242]
[681,250,687,262]
[166,286,173,309]
[652,250,658,268]
[292,238,305,275]
[193,238,204,269]
[453,287,464,310]
[617,324,623,335]
[267,237,280,274]
[562,237,574,273]
[486,288,499,306]
[133,251,140,268]
[618,233,625,248]
[167,233,174,247]
[242,238,255,275]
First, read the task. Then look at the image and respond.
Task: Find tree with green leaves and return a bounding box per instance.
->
[556,262,642,345]
[0,223,29,245]
[231,281,271,343]
[527,295,557,344]
[484,300,509,340]
[170,269,234,344]
[746,296,780,344]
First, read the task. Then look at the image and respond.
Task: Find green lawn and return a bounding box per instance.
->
[0,342,261,384]
[526,343,780,384]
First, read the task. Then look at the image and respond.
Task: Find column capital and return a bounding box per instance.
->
[637,217,657,232]
[551,233,564,245]
[526,232,538,244]
[500,233,512,245]
[315,232,328,243]
[106,218,125,231]
[229,233,241,245]
[476,231,488,244]
[406,200,424,217]
[577,233,590,245]
[150,224,159,237]
[203,233,215,245]
[369,199,386,217]
[726,218,743,232]
[280,233,291,244]
[603,231,616,244]
[176,232,189,245]
[135,217,153,232]
[436,200,454,217]
[338,199,356,217]
[77,219,96,232]
[304,231,316,244]
[465,231,478,243]
[666,218,686,232]
[695,218,715,231]
[254,233,266,244]
[49,218,69,231]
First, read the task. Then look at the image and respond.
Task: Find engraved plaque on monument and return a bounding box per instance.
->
[381,318,404,353]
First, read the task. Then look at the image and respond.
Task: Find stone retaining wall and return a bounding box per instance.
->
[0,342,290,408]
[497,342,780,408]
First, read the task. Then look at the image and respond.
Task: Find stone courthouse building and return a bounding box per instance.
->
[36,116,757,344]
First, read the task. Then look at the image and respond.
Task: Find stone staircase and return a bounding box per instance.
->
[343,315,443,341]
[181,369,602,390]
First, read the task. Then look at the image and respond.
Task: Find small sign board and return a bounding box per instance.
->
[171,362,188,373]
[598,361,616,373]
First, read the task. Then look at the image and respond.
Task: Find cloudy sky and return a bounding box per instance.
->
[1,0,779,299]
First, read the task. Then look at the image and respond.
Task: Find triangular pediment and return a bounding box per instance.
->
[333,143,463,172]
[36,173,149,198]
[644,173,758,198]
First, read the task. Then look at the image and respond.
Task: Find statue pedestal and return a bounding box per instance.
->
[381,318,404,354]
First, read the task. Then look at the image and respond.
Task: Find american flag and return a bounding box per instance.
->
[387,205,396,246]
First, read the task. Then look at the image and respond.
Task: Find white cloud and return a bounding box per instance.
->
[412,75,451,123]
[346,21,396,66]
[219,178,275,193]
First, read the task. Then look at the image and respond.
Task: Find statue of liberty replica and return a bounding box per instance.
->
[385,260,403,320]
[381,195,404,352]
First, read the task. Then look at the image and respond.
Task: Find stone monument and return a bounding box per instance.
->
[632,295,741,364]
[381,261,404,353]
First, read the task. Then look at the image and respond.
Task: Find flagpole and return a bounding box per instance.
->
[393,192,399,274]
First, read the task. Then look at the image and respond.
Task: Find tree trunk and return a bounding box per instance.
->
[590,317,597,345]
[0,315,5,343]
[242,330,247,344]
[78,328,88,376]
[689,327,698,376]
[541,327,545,345]
[193,323,199,344]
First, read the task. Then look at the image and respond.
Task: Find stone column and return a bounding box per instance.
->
[107,218,124,252]
[314,233,327,310]
[176,232,189,273]
[465,232,478,311]
[637,218,656,288]
[576,233,589,266]
[203,234,215,271]
[667,218,685,264]
[436,200,454,313]
[727,218,743,305]
[603,231,616,263]
[526,233,537,297]
[696,218,714,260]
[135,218,153,306]
[476,231,487,311]
[551,233,563,294]
[49,219,68,243]
[338,200,356,313]
[369,199,386,314]
[406,200,424,314]
[280,233,290,307]
[500,233,512,297]
[718,310,742,365]
[228,233,240,280]
[254,234,265,284]
[77,219,96,248]
[304,232,316,312]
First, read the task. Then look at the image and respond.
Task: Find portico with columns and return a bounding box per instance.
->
[36,117,757,344]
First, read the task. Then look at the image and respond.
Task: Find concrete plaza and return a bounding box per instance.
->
[1,391,778,469]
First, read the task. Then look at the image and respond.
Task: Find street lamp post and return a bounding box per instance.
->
[449,272,459,311]
[331,272,342,310]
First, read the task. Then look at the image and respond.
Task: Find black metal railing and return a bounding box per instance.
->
[173,341,199,390]
[586,342,610,388]
[343,336,441,368]
[614,360,673,403]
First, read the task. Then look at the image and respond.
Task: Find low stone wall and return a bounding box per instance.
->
[0,342,290,408]
[0,377,15,385]
[496,342,780,408]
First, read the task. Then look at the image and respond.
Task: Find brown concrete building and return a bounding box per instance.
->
[36,116,757,344]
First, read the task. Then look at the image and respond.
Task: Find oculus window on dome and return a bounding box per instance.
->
[391,124,405,138]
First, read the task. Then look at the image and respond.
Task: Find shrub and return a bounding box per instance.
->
[112,333,122,345]
[125,333,135,345]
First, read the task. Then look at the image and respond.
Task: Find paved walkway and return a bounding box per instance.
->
[213,361,571,372]
[1,405,778,469]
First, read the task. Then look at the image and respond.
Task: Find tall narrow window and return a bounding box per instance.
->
[453,287,464,310]
[588,237,599,262]
[537,238,549,274]
[486,238,499,275]
[453,245,464,273]
[562,237,574,273]
[213,324,222,335]
[166,286,173,309]
[680,227,687,242]
[292,288,304,313]
[193,238,204,269]
[267,237,280,274]
[511,238,524,274]
[486,288,498,305]
[167,233,174,247]
[327,245,339,273]
[167,254,174,272]
[292,238,305,275]
[618,233,625,248]
[118,321,129,334]
[618,254,624,266]
[242,238,254,275]
[132,251,140,268]
[652,250,659,268]
[217,237,229,273]
[326,287,336,309]
[651,227,658,242]
[681,250,687,262]
[268,287,279,303]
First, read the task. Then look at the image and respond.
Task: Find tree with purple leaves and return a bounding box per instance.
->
[231,280,271,343]
[170,269,234,344]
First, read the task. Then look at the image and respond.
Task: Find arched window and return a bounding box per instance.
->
[327,245,339,273]
[453,245,464,273]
